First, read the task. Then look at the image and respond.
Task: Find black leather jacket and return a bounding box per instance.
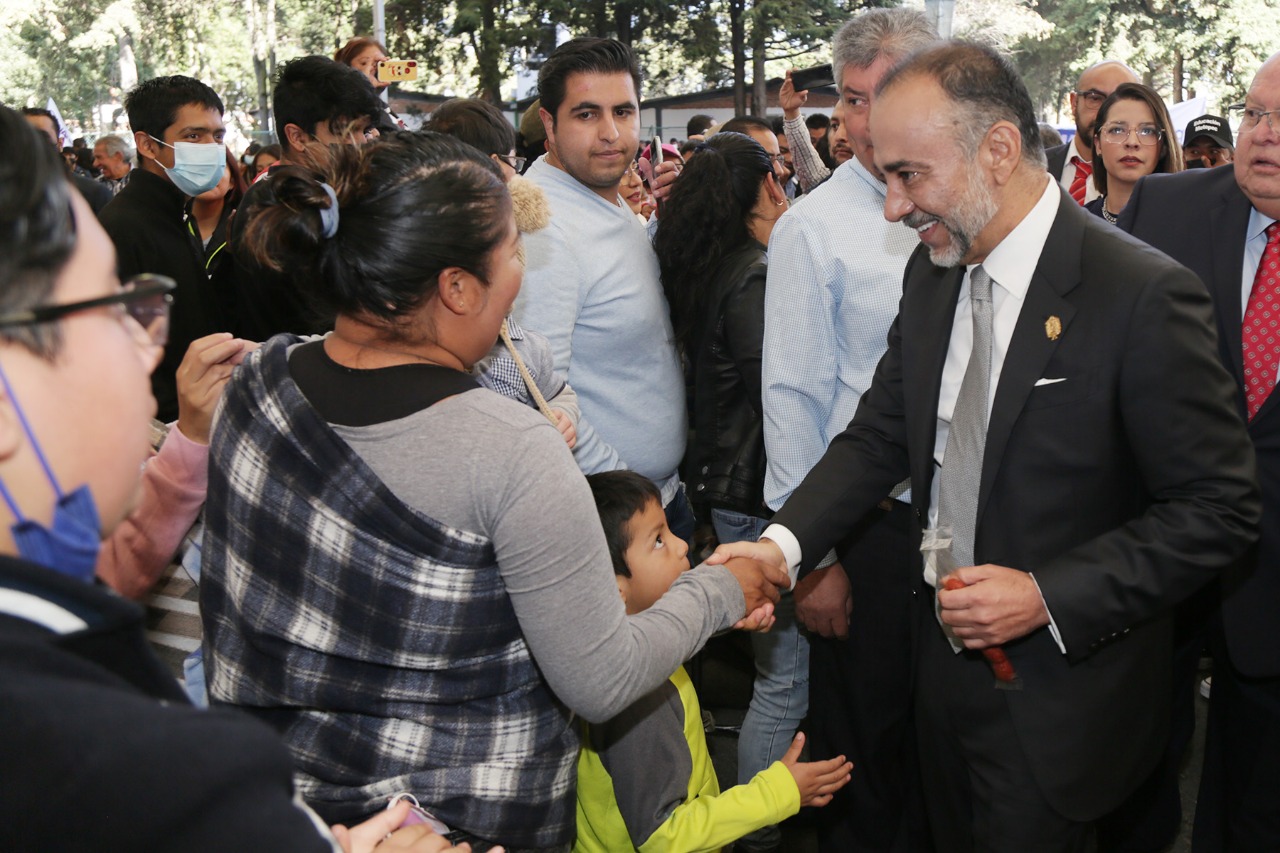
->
[686,242,771,517]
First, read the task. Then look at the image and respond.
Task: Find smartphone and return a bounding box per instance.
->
[376,60,418,83]
[651,135,663,166]
[789,66,834,91]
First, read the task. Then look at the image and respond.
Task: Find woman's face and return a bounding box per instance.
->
[1097,99,1163,187]
[252,153,279,176]
[351,46,389,90]
[619,161,650,217]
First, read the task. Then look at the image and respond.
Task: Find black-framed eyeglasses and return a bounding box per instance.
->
[1073,89,1109,105]
[496,154,527,172]
[0,274,175,347]
[1099,123,1164,145]
[1229,103,1278,135]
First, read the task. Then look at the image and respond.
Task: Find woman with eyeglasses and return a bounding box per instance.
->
[1087,83,1184,223]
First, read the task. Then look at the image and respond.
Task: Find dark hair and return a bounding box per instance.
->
[586,470,662,578]
[720,115,773,137]
[428,98,516,158]
[251,143,282,176]
[686,114,714,137]
[124,76,224,144]
[222,147,248,210]
[678,139,700,159]
[769,116,786,136]
[804,113,830,131]
[239,131,510,331]
[536,38,642,121]
[878,40,1046,168]
[1090,82,1183,195]
[273,56,385,157]
[21,107,61,140]
[653,132,772,350]
[333,36,387,68]
[0,106,76,357]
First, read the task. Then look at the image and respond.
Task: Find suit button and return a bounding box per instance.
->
[701,466,709,474]
[695,483,706,492]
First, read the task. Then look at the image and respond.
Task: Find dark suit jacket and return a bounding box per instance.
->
[1045,142,1070,182]
[773,188,1259,820]
[1120,165,1280,679]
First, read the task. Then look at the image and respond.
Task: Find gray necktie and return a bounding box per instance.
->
[937,266,994,569]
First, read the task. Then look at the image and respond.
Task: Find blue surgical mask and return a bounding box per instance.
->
[149,136,226,197]
[0,365,102,583]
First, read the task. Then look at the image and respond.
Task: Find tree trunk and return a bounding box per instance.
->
[730,0,746,116]
[117,31,138,94]
[1172,50,1184,103]
[750,1,767,117]
[476,0,503,103]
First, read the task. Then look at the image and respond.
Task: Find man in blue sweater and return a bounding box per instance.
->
[515,37,693,541]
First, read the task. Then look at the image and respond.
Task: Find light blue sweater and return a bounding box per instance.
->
[515,156,686,500]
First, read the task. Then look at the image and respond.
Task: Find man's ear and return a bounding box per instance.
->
[539,107,556,147]
[0,381,27,463]
[283,123,311,152]
[134,131,160,163]
[983,121,1022,185]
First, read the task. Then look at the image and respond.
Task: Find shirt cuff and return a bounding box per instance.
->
[1028,572,1066,654]
[760,523,801,589]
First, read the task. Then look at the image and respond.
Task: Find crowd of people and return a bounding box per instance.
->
[1,9,1279,853]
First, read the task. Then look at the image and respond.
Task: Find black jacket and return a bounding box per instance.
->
[686,242,770,518]
[0,556,332,852]
[99,169,222,421]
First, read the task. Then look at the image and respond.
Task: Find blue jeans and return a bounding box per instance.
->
[711,509,810,791]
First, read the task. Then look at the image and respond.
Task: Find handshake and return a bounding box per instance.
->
[704,539,791,631]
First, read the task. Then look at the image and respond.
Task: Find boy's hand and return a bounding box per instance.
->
[552,409,576,449]
[780,732,853,808]
[720,555,784,619]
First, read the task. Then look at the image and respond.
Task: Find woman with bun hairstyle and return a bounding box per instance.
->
[651,130,798,852]
[199,131,783,852]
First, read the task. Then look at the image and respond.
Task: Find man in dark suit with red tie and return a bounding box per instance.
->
[1119,49,1280,853]
[712,41,1260,852]
[1045,60,1139,206]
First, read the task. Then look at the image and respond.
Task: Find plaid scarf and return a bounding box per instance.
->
[201,336,578,847]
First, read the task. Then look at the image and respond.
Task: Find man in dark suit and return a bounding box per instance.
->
[712,41,1260,852]
[1045,60,1139,205]
[1119,50,1280,853]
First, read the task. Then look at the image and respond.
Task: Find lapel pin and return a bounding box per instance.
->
[1045,315,1062,341]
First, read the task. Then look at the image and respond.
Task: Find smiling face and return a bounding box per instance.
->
[1236,53,1280,219]
[1096,98,1162,191]
[541,70,640,203]
[874,75,1000,268]
[619,497,690,614]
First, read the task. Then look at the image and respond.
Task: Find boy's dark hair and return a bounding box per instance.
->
[720,115,772,137]
[537,38,641,122]
[586,471,662,579]
[805,113,830,131]
[21,107,61,139]
[428,98,516,158]
[0,105,75,357]
[273,56,384,156]
[124,76,224,143]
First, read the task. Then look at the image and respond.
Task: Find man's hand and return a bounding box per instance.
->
[720,553,785,616]
[779,69,809,120]
[938,564,1050,648]
[175,333,256,444]
[794,562,852,640]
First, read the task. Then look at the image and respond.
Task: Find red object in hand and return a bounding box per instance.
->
[942,576,1019,684]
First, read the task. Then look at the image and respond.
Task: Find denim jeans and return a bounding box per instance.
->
[711,507,810,837]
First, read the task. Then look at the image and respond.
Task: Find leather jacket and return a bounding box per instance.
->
[686,242,771,517]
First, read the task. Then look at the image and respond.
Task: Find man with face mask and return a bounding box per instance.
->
[99,75,228,422]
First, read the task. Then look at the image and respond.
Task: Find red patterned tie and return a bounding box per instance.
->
[1243,221,1280,420]
[1068,156,1092,206]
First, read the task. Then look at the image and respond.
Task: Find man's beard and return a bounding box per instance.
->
[902,168,999,268]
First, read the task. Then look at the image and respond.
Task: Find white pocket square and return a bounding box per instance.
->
[1034,377,1067,387]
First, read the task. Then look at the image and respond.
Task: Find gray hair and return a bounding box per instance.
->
[94,133,134,161]
[832,8,938,89]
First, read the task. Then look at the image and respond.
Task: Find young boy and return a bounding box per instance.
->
[578,471,852,852]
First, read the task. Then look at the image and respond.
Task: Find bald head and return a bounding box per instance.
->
[1071,60,1142,157]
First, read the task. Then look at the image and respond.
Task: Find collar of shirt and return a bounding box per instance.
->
[970,174,1060,304]
[527,154,632,221]
[1240,204,1280,313]
[845,156,888,200]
